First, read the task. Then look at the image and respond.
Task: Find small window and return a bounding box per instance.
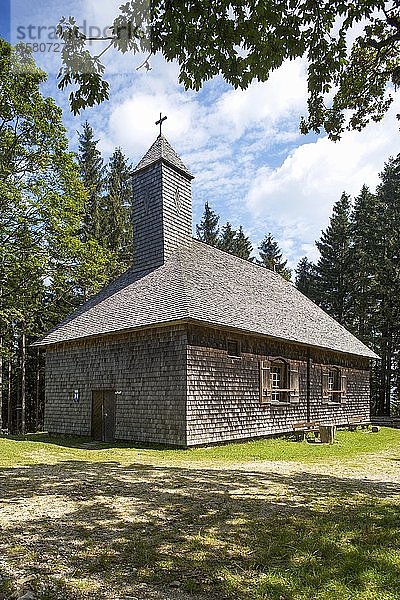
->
[322,367,347,405]
[327,368,340,403]
[227,340,241,357]
[271,363,286,402]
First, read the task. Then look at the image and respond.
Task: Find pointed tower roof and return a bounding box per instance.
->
[133,135,194,179]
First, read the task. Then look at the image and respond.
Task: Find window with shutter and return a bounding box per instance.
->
[289,362,300,403]
[322,367,330,404]
[340,371,348,403]
[260,358,300,405]
[322,366,345,405]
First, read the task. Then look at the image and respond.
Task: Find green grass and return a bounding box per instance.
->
[0,427,400,468]
[1,430,400,600]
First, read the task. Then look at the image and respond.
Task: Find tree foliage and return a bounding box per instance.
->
[258,233,292,280]
[103,147,133,270]
[231,226,253,260]
[196,202,220,246]
[297,170,400,416]
[77,121,105,242]
[219,222,253,259]
[315,192,353,325]
[57,1,400,138]
[372,155,400,415]
[76,124,134,281]
[295,257,318,302]
[0,42,116,432]
[219,222,237,254]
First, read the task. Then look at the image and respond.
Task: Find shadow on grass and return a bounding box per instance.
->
[1,461,400,600]
[0,432,177,452]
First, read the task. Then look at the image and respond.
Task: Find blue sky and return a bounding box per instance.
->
[4,1,400,269]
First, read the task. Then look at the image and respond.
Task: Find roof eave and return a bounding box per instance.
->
[132,157,194,180]
[33,316,379,360]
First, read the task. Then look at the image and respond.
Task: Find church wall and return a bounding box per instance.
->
[186,325,370,446]
[44,325,187,445]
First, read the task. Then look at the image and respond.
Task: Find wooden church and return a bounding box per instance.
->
[35,131,377,446]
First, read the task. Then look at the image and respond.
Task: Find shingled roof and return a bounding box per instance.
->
[133,135,193,178]
[35,239,378,359]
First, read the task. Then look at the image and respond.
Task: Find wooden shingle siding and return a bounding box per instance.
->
[186,325,370,446]
[132,162,165,271]
[44,325,187,446]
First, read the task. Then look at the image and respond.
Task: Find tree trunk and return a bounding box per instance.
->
[7,356,12,432]
[21,325,26,435]
[35,348,40,431]
[0,335,3,430]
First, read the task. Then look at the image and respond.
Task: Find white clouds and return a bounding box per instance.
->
[246,99,400,264]
[104,56,308,158]
[108,91,197,159]
[70,46,399,270]
[214,59,308,139]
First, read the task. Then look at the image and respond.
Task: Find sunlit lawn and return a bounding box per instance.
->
[1,427,400,468]
[1,429,400,600]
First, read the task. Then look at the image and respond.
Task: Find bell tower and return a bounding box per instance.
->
[132,134,194,271]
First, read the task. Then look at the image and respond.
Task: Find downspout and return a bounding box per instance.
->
[307,351,312,422]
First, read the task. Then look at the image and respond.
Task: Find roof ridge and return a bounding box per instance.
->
[190,237,287,281]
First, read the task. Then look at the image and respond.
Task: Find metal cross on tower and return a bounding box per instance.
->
[155,113,167,136]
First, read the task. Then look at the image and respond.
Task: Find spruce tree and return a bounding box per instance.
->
[0,42,112,432]
[373,155,400,415]
[349,185,379,342]
[258,233,291,280]
[231,226,253,260]
[196,202,220,246]
[315,193,352,325]
[295,257,318,301]
[103,147,133,271]
[77,122,105,242]
[219,222,237,253]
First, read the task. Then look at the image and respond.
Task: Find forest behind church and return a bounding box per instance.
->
[1,40,399,432]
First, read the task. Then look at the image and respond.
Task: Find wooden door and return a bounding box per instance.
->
[91,391,103,441]
[91,390,116,442]
[103,391,116,442]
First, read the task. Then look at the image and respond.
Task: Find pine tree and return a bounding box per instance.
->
[295,257,318,301]
[196,202,220,246]
[103,147,133,271]
[231,226,253,260]
[77,122,105,242]
[258,233,292,280]
[315,193,352,325]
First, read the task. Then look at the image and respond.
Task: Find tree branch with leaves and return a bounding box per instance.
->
[56,1,400,138]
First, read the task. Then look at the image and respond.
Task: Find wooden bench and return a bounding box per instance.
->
[293,421,320,441]
[347,415,370,431]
